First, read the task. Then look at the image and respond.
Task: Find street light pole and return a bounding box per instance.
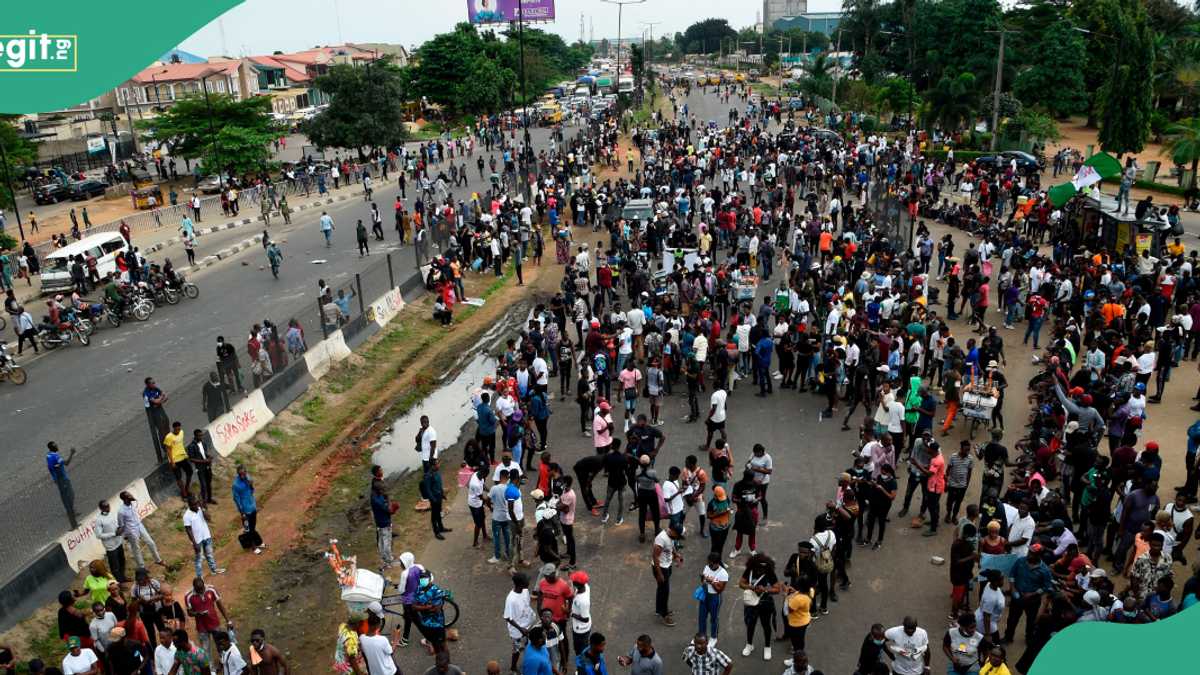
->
[516,0,532,193]
[0,139,26,240]
[602,0,646,102]
[988,28,1007,151]
[199,70,224,190]
[830,29,844,108]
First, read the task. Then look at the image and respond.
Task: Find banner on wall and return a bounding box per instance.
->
[58,478,157,572]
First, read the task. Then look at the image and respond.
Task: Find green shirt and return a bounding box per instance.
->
[84,574,113,605]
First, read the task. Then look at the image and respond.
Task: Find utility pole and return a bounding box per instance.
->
[516,0,532,198]
[830,29,844,107]
[0,140,25,240]
[641,20,660,72]
[989,28,1007,151]
[602,0,645,101]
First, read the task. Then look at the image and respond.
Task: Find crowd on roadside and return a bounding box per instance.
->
[333,78,1200,675]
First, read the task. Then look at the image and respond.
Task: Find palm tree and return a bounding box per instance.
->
[1164,117,1200,192]
[925,72,976,132]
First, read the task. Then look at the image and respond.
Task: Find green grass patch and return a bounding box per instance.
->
[299,395,326,423]
[266,427,287,442]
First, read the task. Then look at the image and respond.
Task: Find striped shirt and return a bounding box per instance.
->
[947,454,974,489]
[683,645,731,675]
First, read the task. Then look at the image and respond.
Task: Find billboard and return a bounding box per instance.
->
[467,0,556,25]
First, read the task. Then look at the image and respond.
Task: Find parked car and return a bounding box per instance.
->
[68,179,107,201]
[976,150,1043,172]
[34,183,70,204]
[198,175,229,194]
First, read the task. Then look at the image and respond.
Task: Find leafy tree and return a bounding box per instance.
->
[304,59,409,156]
[877,76,918,120]
[1002,109,1061,143]
[680,18,737,54]
[1070,0,1122,126]
[1097,0,1155,156]
[1013,20,1087,117]
[137,95,279,176]
[1163,117,1200,191]
[798,54,834,100]
[926,72,977,131]
[912,0,1004,94]
[407,23,494,112]
[630,45,645,90]
[454,56,511,116]
[0,117,35,211]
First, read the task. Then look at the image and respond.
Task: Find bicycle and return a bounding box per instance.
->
[380,581,460,628]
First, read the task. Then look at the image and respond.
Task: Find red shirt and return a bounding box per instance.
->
[185,586,221,633]
[536,577,574,622]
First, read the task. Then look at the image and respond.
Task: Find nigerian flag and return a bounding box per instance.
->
[1047,182,1078,207]
[1072,152,1123,190]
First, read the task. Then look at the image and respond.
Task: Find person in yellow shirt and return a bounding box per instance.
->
[783,582,815,653]
[163,421,191,498]
[979,646,1011,675]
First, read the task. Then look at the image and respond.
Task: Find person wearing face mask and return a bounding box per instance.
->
[854,624,887,675]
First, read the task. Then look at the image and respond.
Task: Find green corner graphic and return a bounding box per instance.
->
[0,1,244,113]
[1030,604,1198,674]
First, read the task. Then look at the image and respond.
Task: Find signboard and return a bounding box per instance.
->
[1135,232,1153,256]
[467,0,556,25]
[86,136,106,155]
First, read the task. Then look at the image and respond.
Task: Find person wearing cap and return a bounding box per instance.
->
[568,572,592,658]
[61,635,100,675]
[1002,543,1053,645]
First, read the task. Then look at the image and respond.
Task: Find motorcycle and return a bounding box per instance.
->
[0,344,26,385]
[167,272,200,300]
[62,307,94,337]
[37,317,90,350]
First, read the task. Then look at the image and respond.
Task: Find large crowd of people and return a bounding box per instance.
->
[22,75,1200,675]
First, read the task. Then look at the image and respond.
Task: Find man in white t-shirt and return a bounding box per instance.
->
[359,614,398,675]
[569,573,592,655]
[661,468,686,532]
[652,523,683,625]
[61,637,100,675]
[182,496,224,577]
[884,617,930,675]
[706,387,728,447]
[504,573,537,672]
[153,630,177,675]
[1007,501,1036,558]
[467,465,489,547]
[418,415,438,472]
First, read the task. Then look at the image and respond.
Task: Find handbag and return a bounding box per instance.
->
[742,573,764,606]
[693,584,707,601]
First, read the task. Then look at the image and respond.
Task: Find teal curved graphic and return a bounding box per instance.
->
[1030,604,1198,674]
[0,1,243,113]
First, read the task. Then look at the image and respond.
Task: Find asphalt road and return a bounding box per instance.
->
[416,80,972,675]
[0,122,562,581]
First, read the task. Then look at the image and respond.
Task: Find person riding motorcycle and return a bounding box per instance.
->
[103,275,128,318]
[162,258,182,290]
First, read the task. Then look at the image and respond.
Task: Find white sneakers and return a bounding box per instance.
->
[487,557,500,563]
[743,644,770,660]
[729,548,741,559]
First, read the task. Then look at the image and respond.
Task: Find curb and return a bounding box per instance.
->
[142,189,365,256]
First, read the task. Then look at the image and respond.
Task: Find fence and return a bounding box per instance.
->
[29,176,333,261]
[0,250,407,591]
